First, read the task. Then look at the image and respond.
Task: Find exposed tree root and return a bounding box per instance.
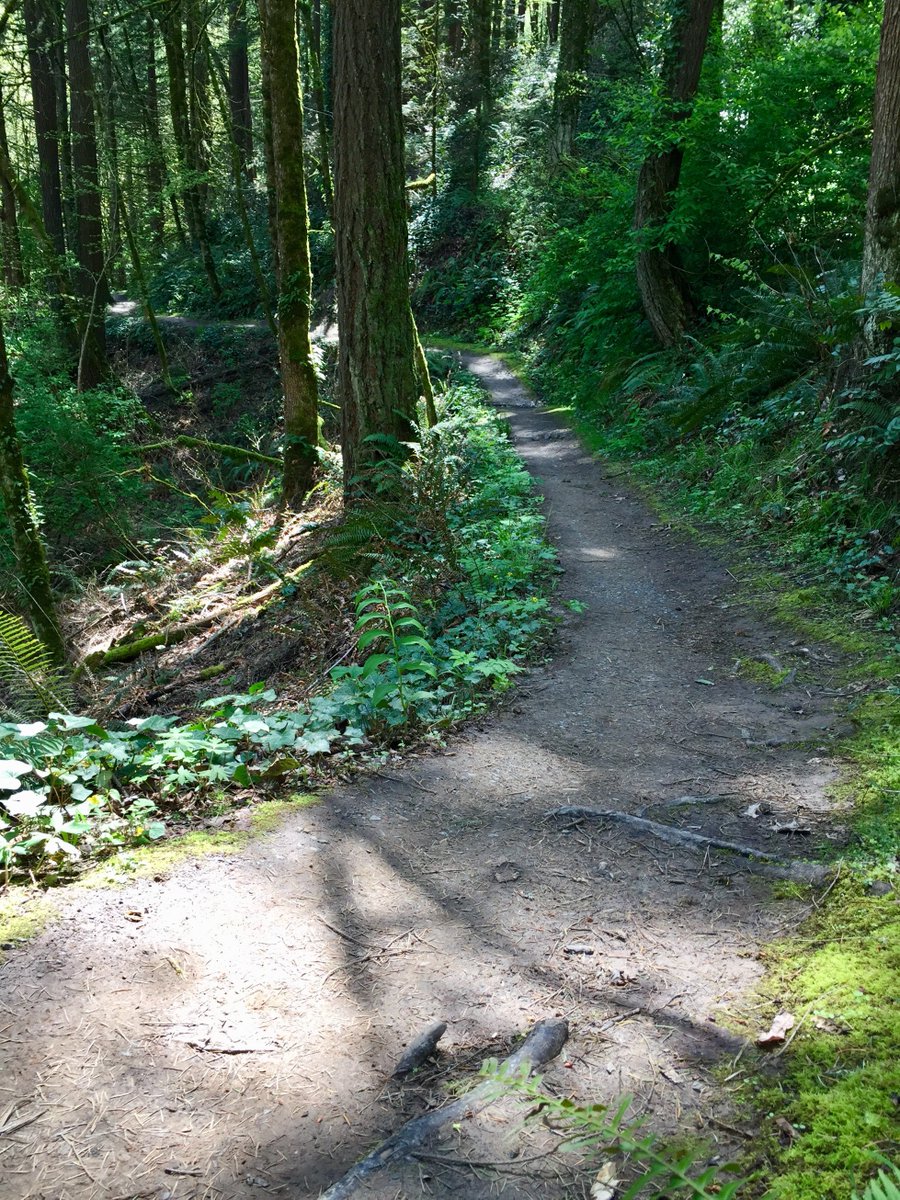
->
[546,805,829,882]
[319,1018,569,1200]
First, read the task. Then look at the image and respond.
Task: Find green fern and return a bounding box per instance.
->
[0,610,72,718]
[319,502,406,577]
[855,1162,900,1200]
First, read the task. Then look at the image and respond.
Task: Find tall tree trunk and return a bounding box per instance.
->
[23,0,67,262]
[186,0,212,210]
[299,0,333,213]
[547,0,560,43]
[633,0,716,347]
[333,0,420,495]
[861,0,900,353]
[66,0,109,389]
[228,0,254,176]
[448,0,492,197]
[158,0,222,298]
[210,51,277,333]
[549,0,600,163]
[0,314,66,663]
[0,82,24,288]
[258,0,320,504]
[145,16,167,249]
[258,17,280,278]
[98,30,125,291]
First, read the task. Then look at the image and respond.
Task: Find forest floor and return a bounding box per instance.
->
[0,355,850,1200]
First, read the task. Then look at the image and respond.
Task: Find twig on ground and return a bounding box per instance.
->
[318,1019,569,1200]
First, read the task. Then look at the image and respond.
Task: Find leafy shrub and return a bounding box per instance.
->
[0,376,557,879]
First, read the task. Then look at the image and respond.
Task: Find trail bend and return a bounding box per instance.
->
[0,354,841,1200]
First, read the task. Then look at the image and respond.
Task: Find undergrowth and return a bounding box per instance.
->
[0,376,556,883]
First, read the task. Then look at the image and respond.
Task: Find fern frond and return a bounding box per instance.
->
[855,1162,900,1200]
[0,610,72,718]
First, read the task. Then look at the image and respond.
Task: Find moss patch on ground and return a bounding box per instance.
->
[0,891,58,959]
[741,878,900,1199]
[0,794,317,949]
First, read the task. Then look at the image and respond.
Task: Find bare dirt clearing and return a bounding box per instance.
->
[0,355,845,1200]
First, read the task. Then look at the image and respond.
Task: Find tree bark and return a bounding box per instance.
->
[547,0,560,43]
[158,0,222,298]
[861,0,900,352]
[0,314,66,663]
[258,0,320,504]
[633,0,716,348]
[549,0,600,163]
[228,0,254,176]
[633,0,720,348]
[299,0,333,213]
[0,81,24,288]
[333,0,420,495]
[23,0,67,263]
[145,16,167,249]
[66,0,109,389]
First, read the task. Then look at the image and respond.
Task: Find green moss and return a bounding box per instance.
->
[0,795,318,945]
[735,656,792,687]
[840,693,900,864]
[747,882,900,1199]
[0,891,57,959]
[78,794,317,888]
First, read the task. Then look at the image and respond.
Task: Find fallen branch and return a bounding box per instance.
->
[319,1018,568,1200]
[392,1022,447,1078]
[130,435,282,467]
[81,561,314,669]
[546,806,828,881]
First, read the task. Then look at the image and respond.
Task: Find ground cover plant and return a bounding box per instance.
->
[0,378,556,882]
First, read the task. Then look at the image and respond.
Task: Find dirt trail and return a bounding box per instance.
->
[0,355,843,1200]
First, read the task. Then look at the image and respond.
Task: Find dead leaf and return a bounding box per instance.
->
[756,1011,795,1046]
[774,1116,799,1144]
[742,803,762,819]
[591,1161,620,1200]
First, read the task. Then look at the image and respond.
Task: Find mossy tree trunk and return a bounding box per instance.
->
[66,0,110,390]
[633,0,716,348]
[0,315,66,663]
[333,0,420,496]
[549,0,601,164]
[259,0,320,505]
[861,0,900,353]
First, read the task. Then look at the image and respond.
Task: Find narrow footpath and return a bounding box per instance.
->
[0,356,842,1200]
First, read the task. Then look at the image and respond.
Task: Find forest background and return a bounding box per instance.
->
[0,0,898,1196]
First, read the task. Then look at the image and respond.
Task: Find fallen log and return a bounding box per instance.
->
[547,806,829,882]
[319,1018,568,1200]
[391,1021,447,1078]
[80,560,314,669]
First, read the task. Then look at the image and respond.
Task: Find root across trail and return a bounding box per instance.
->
[0,353,843,1200]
